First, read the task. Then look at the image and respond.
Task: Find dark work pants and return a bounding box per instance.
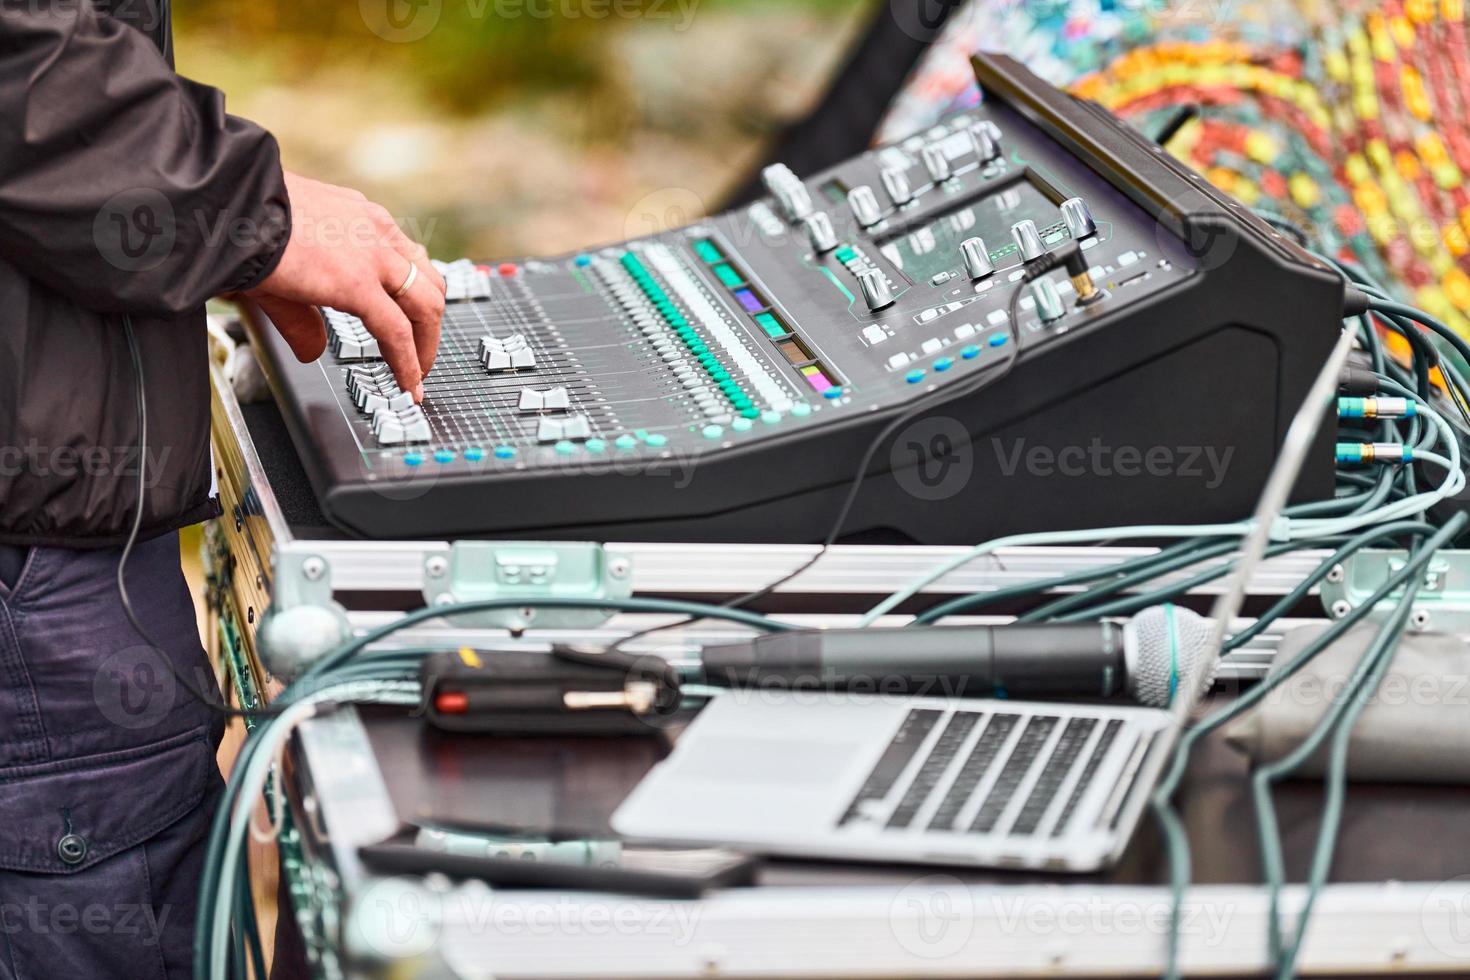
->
[0,533,224,980]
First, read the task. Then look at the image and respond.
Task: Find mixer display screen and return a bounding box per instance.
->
[879,174,1062,283]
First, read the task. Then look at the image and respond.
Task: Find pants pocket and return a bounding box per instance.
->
[0,547,29,597]
[0,842,169,980]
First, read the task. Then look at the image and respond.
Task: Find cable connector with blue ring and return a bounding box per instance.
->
[1338,396,1416,419]
[1336,442,1413,464]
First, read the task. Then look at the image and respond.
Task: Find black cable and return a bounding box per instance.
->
[120,315,282,720]
[1150,104,1200,147]
[609,273,1031,651]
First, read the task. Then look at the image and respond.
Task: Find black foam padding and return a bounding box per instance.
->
[240,401,341,539]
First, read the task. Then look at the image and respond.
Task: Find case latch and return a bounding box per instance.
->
[1319,548,1464,633]
[420,541,634,632]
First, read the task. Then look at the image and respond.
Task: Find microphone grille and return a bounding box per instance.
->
[1125,606,1218,708]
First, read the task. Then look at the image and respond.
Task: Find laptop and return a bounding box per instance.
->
[611,690,1176,872]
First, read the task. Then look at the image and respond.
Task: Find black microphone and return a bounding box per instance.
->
[699,606,1216,707]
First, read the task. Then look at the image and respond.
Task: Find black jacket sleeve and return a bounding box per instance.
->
[0,1,291,317]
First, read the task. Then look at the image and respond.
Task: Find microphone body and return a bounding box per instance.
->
[701,622,1127,700]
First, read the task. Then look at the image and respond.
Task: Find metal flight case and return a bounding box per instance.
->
[205,322,1470,979]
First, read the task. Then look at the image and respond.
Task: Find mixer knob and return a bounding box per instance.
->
[1030,277,1066,323]
[761,163,799,196]
[1011,219,1045,262]
[921,145,953,183]
[858,269,895,311]
[777,181,814,222]
[803,212,838,253]
[847,186,883,228]
[960,237,995,280]
[1061,197,1098,239]
[881,167,914,206]
[969,125,999,163]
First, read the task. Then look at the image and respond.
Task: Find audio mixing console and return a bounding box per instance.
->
[248,55,1348,543]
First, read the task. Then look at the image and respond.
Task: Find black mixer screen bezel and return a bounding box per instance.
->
[873,167,1067,243]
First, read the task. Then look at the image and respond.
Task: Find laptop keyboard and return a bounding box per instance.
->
[885,712,982,829]
[840,708,1132,840]
[837,709,943,826]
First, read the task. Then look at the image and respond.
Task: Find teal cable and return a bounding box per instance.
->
[1223,521,1435,652]
[197,595,793,978]
[1015,539,1240,623]
[1050,539,1332,624]
[1152,513,1465,978]
[914,538,1237,624]
[1274,591,1418,978]
[1252,581,1420,971]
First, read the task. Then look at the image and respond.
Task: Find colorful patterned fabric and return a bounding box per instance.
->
[882,1,1470,338]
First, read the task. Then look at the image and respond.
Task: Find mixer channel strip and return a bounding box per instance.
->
[592,249,793,425]
[325,309,379,360]
[346,365,414,414]
[433,258,494,302]
[371,404,431,445]
[479,334,537,372]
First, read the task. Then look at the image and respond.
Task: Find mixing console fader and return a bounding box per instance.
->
[249,55,1347,543]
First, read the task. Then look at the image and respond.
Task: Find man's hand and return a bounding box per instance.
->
[247,172,446,401]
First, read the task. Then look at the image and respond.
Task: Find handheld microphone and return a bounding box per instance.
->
[700,606,1217,708]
